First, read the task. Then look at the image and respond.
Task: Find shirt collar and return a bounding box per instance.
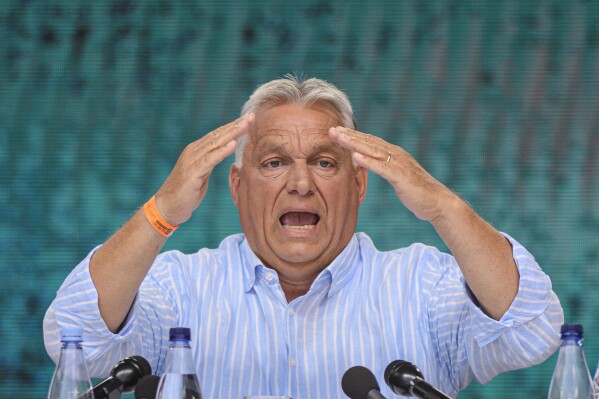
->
[239,238,263,292]
[239,234,361,297]
[322,234,360,297]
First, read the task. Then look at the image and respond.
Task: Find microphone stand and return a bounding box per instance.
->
[80,388,121,399]
[410,377,451,399]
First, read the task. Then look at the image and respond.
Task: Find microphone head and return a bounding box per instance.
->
[135,375,161,399]
[384,360,424,396]
[342,365,381,399]
[112,355,153,392]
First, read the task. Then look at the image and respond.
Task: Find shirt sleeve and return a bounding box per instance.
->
[43,247,181,378]
[425,233,564,390]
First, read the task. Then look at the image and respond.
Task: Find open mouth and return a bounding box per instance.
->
[279,211,320,230]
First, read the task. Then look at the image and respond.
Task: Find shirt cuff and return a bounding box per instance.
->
[465,233,554,346]
[51,246,139,359]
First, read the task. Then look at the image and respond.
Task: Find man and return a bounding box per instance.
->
[44,76,563,398]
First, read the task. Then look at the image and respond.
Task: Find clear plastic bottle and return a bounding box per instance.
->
[156,327,203,399]
[593,360,599,399]
[47,326,94,399]
[548,324,593,399]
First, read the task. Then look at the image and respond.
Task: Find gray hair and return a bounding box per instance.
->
[234,75,356,167]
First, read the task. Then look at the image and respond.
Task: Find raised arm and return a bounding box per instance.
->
[329,126,518,320]
[90,114,254,332]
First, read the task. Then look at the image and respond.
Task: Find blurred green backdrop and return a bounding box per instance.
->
[1,0,599,397]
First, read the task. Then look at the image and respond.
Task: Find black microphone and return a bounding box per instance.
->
[134,375,161,399]
[342,366,387,399]
[90,355,152,399]
[384,360,452,399]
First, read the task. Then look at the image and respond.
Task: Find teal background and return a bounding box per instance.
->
[1,0,599,397]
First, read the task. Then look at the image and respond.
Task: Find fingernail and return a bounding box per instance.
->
[338,126,348,133]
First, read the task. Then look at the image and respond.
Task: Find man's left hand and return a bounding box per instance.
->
[329,126,458,223]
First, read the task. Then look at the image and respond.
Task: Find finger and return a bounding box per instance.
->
[329,126,390,162]
[194,113,255,153]
[185,139,238,183]
[213,113,255,142]
[351,151,395,180]
[175,123,242,184]
[333,126,386,145]
[202,139,238,167]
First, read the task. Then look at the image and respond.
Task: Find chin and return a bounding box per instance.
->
[276,247,324,266]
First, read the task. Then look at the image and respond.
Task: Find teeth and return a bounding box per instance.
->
[283,224,315,230]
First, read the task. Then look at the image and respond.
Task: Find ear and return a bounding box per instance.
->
[229,164,241,208]
[355,166,368,205]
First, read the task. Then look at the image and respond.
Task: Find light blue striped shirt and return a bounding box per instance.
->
[44,232,563,398]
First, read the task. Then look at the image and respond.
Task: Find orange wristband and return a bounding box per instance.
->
[143,196,179,237]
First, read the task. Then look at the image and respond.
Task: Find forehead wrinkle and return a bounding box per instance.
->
[252,125,328,150]
[251,131,292,156]
[253,132,348,162]
[312,143,346,157]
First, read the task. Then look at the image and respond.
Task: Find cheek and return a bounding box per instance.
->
[242,180,278,217]
[319,178,356,204]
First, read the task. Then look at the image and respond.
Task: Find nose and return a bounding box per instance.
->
[286,161,315,196]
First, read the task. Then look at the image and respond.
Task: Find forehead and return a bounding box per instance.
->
[249,103,341,148]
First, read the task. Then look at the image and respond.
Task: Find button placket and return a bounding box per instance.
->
[286,301,299,390]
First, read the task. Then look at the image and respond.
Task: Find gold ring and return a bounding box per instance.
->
[386,153,391,164]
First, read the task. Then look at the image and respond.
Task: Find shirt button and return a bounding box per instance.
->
[265,273,274,281]
[289,358,297,367]
[288,307,295,316]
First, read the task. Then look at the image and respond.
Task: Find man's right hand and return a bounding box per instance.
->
[89,113,254,332]
[154,113,255,226]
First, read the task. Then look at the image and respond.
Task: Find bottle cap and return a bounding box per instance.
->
[561,324,583,337]
[169,327,191,341]
[60,326,83,342]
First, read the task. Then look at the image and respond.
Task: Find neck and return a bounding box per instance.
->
[256,256,330,302]
[275,265,323,302]
[279,279,313,302]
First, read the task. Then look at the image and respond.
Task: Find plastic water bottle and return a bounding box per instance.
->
[47,326,94,399]
[548,324,593,399]
[593,360,599,399]
[156,327,203,399]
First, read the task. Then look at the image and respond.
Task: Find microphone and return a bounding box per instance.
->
[90,355,152,399]
[134,375,160,399]
[384,360,452,399]
[342,366,387,399]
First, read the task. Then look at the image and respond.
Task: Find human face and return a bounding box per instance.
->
[229,103,367,277]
